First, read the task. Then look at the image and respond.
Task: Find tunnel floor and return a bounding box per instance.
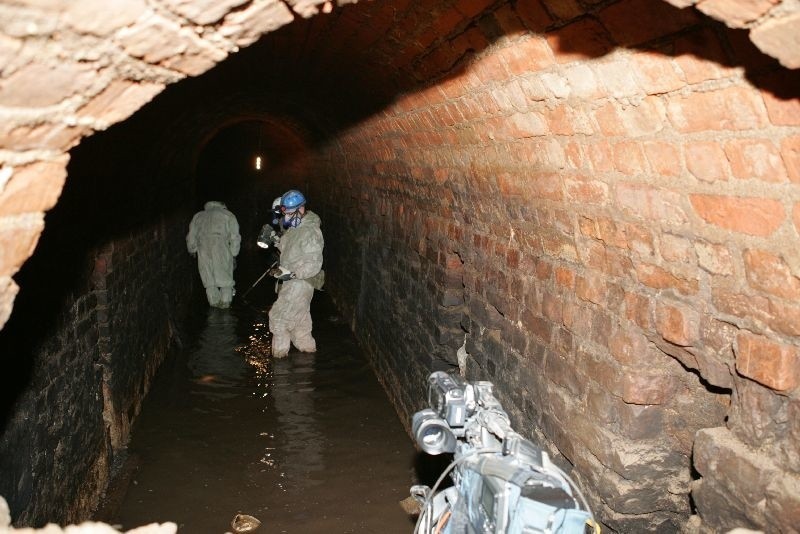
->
[100,281,419,533]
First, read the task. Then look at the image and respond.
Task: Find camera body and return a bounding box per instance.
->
[411,372,596,534]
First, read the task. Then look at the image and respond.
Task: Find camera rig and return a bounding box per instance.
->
[410,371,599,534]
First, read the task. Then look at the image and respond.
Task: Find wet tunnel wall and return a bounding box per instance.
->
[0,0,799,532]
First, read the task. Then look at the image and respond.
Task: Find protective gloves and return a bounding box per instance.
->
[269,265,295,281]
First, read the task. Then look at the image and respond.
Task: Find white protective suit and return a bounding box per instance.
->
[186,201,241,308]
[268,210,324,357]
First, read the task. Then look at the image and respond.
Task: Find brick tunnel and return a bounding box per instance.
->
[1,0,799,531]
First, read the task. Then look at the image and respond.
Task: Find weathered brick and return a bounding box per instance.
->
[781,136,800,184]
[0,62,96,108]
[616,183,687,225]
[564,175,609,204]
[554,265,576,289]
[620,370,678,405]
[501,35,554,75]
[0,213,44,276]
[684,141,730,182]
[743,249,800,301]
[758,71,800,126]
[78,80,165,127]
[65,0,147,34]
[660,233,694,264]
[795,204,800,234]
[630,51,686,95]
[673,28,734,84]
[0,158,68,216]
[750,12,800,70]
[736,331,800,391]
[656,302,699,346]
[0,275,19,330]
[635,262,698,295]
[690,195,784,237]
[696,0,778,29]
[609,328,649,366]
[695,241,733,275]
[612,140,648,175]
[725,139,788,183]
[666,87,768,133]
[643,141,682,177]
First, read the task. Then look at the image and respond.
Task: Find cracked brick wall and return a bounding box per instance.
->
[0,0,798,530]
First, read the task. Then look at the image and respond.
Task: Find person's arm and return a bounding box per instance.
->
[186,214,199,255]
[228,215,241,257]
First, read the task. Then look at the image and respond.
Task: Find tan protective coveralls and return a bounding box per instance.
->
[186,201,241,308]
[268,210,324,357]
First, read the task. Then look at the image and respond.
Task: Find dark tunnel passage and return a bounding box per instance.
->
[1,0,799,532]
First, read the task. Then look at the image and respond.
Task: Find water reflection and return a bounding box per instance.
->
[110,294,416,533]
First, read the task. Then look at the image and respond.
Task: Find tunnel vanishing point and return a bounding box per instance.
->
[0,0,799,531]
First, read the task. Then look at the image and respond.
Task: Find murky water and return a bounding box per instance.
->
[108,290,419,533]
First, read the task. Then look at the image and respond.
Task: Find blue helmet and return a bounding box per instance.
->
[281,189,306,211]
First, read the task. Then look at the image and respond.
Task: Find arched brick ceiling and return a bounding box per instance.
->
[0,0,798,329]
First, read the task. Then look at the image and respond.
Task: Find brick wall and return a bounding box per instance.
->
[311,3,800,531]
[0,0,798,531]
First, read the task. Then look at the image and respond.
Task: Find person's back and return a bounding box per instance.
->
[187,201,241,308]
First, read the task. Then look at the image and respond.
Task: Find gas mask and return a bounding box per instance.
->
[283,209,302,228]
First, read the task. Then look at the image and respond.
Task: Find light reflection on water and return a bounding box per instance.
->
[111,294,416,533]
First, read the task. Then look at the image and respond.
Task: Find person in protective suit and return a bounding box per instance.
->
[186,201,241,308]
[267,190,324,358]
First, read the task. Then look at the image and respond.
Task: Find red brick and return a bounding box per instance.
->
[750,12,800,70]
[501,35,555,75]
[609,328,649,366]
[78,80,165,126]
[725,139,788,183]
[794,204,800,235]
[541,0,584,20]
[635,263,698,295]
[454,0,494,18]
[0,61,96,108]
[596,98,665,137]
[564,176,609,204]
[555,266,576,289]
[0,214,44,276]
[711,288,800,337]
[576,272,607,305]
[695,241,734,275]
[660,234,694,264]
[515,0,553,31]
[736,332,800,391]
[625,290,654,330]
[758,71,800,126]
[612,140,648,175]
[643,141,682,177]
[620,371,678,405]
[666,86,768,133]
[673,28,734,84]
[743,249,800,301]
[546,18,614,64]
[782,136,800,184]
[656,302,699,346]
[615,183,688,225]
[493,5,527,37]
[0,159,68,216]
[630,51,686,95]
[599,0,699,46]
[545,104,592,135]
[684,141,730,182]
[690,195,784,237]
[586,141,615,173]
[529,172,564,201]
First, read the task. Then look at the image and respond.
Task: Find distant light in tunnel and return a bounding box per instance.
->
[255,155,262,170]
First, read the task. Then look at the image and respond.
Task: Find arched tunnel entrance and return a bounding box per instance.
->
[0,0,799,532]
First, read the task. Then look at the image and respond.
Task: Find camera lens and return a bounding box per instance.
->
[412,409,456,455]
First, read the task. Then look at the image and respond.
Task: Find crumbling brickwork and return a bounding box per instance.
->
[0,0,798,531]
